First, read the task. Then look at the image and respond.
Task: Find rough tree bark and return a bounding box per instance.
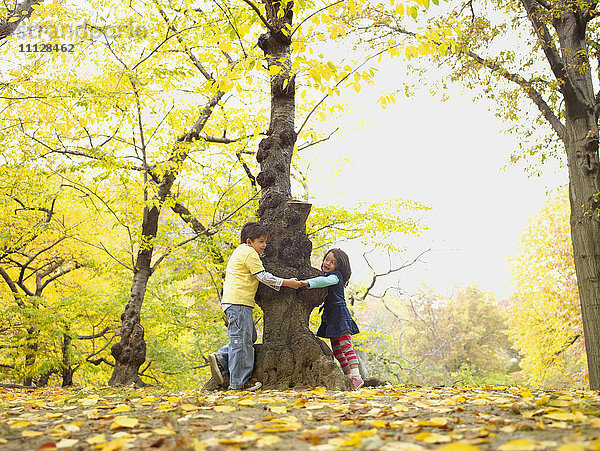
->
[249,0,351,390]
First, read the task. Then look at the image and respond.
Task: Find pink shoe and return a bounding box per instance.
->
[352,376,364,389]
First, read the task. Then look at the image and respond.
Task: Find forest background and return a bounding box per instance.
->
[0,0,587,393]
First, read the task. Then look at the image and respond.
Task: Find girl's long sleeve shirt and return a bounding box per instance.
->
[306,274,339,288]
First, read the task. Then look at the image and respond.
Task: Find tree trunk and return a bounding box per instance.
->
[108,207,156,386]
[250,1,351,390]
[23,326,38,386]
[564,114,600,389]
[61,329,74,387]
[555,13,600,389]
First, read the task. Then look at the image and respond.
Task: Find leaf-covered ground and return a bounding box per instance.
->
[1,384,600,450]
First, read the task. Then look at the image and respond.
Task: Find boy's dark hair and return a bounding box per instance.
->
[323,248,351,286]
[240,222,270,243]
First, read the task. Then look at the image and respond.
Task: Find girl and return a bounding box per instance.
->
[302,248,363,389]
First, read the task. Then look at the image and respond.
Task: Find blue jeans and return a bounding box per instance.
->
[216,304,257,389]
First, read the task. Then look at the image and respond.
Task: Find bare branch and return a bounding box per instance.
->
[297,127,339,152]
[0,266,25,301]
[241,0,277,33]
[39,262,84,292]
[155,3,214,80]
[236,149,257,188]
[150,191,260,272]
[86,331,120,362]
[210,0,248,58]
[75,326,110,340]
[519,0,572,96]
[358,248,431,301]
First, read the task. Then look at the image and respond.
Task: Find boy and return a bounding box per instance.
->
[208,222,302,391]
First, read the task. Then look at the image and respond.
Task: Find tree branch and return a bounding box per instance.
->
[358,248,430,301]
[465,49,566,140]
[519,0,572,95]
[241,0,277,33]
[39,262,84,292]
[75,326,110,340]
[0,0,44,40]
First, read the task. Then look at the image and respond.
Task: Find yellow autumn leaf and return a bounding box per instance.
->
[269,405,287,414]
[22,430,43,437]
[213,405,236,412]
[237,398,257,406]
[544,412,577,421]
[349,429,377,437]
[416,417,449,427]
[86,434,106,445]
[309,386,327,395]
[268,65,282,76]
[499,439,538,451]
[256,435,281,447]
[10,421,30,429]
[292,398,307,408]
[547,421,568,429]
[153,427,176,435]
[341,419,360,425]
[191,438,207,451]
[304,402,326,410]
[549,400,571,407]
[414,432,452,444]
[80,395,100,406]
[109,405,130,414]
[100,438,127,451]
[392,404,409,412]
[47,412,63,419]
[438,443,481,451]
[370,419,388,428]
[181,403,199,411]
[557,444,586,451]
[56,438,79,448]
[110,416,138,429]
[0,439,6,444]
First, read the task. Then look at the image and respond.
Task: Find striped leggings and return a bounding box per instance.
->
[330,335,358,375]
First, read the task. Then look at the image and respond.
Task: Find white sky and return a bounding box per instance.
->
[302,80,567,300]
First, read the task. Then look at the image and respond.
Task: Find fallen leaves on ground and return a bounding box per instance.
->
[1,384,600,450]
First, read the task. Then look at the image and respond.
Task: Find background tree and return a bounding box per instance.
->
[507,186,586,387]
[355,285,514,385]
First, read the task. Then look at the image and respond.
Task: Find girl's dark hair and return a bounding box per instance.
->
[240,222,269,243]
[322,248,351,286]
